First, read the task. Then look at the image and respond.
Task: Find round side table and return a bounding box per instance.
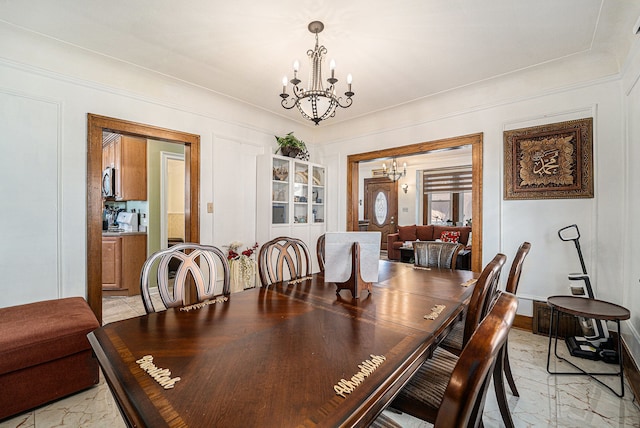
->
[546,295,630,397]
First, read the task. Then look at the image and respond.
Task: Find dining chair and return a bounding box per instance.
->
[374,291,518,428]
[383,253,507,425]
[412,241,464,269]
[500,241,531,397]
[437,252,512,427]
[439,252,507,354]
[316,233,325,272]
[258,236,312,286]
[140,243,230,313]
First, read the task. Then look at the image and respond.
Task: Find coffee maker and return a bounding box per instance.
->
[116,212,139,232]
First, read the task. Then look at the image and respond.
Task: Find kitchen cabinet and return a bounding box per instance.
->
[102,133,147,201]
[102,234,147,296]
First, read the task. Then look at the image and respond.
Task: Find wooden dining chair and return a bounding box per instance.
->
[412,241,464,269]
[258,236,312,286]
[381,253,506,425]
[500,241,531,397]
[375,291,518,428]
[437,252,512,427]
[439,252,507,354]
[316,233,325,272]
[140,243,230,313]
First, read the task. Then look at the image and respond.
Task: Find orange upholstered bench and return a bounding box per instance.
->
[0,297,100,420]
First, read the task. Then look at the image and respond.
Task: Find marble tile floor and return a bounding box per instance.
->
[2,294,639,427]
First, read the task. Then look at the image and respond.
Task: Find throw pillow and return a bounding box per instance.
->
[398,225,417,241]
[466,232,473,248]
[441,230,460,243]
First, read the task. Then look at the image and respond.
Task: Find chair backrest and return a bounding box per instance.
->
[140,243,230,313]
[413,241,464,269]
[258,236,312,286]
[435,292,518,428]
[462,253,507,348]
[505,242,531,294]
[316,234,325,272]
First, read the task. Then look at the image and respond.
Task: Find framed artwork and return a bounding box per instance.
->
[504,117,593,200]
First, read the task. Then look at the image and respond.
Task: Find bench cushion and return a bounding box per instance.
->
[0,297,99,375]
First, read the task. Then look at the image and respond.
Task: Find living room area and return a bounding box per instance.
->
[356,142,474,268]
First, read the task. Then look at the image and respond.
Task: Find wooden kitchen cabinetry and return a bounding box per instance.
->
[102,133,147,201]
[102,234,147,296]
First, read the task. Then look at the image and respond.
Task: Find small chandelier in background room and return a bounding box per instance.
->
[383,158,406,182]
[279,21,354,125]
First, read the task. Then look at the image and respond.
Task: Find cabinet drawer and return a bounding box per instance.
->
[102,237,122,289]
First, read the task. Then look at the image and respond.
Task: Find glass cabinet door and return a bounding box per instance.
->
[311,166,325,223]
[293,162,309,223]
[272,157,289,224]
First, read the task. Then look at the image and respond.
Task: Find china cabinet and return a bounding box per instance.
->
[269,155,325,226]
[258,154,326,272]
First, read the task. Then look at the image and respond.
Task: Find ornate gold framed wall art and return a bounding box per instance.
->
[503,117,594,200]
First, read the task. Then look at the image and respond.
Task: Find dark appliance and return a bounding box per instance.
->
[102,167,115,198]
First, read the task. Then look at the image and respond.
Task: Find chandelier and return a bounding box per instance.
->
[279,21,354,125]
[383,159,406,182]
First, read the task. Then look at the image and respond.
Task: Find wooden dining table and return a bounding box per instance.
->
[88,261,477,428]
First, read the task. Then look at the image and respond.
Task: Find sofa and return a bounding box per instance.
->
[387,224,472,261]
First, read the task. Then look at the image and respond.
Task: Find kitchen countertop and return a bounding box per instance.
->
[102,231,147,237]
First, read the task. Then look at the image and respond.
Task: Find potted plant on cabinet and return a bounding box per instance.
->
[275,132,309,160]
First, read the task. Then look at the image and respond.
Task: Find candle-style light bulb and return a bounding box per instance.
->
[347,73,353,93]
[293,60,299,72]
[282,76,288,94]
[330,59,336,79]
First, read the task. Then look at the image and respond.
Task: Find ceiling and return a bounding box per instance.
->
[1,0,639,127]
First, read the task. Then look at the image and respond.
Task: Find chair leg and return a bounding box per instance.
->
[503,343,520,397]
[493,346,515,428]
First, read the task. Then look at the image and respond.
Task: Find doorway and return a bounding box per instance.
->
[87,114,200,323]
[160,152,186,250]
[363,177,398,250]
[347,133,483,272]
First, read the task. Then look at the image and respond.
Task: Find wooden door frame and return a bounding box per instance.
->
[347,133,483,272]
[87,114,200,323]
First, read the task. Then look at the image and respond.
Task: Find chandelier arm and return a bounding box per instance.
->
[292,85,306,98]
[334,96,353,109]
[280,97,298,110]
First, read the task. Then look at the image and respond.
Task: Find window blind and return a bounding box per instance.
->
[423,166,472,194]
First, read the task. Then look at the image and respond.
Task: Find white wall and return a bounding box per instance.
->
[317,59,637,362]
[0,23,306,307]
[622,39,640,362]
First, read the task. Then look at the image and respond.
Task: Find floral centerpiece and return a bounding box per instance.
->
[225,241,259,292]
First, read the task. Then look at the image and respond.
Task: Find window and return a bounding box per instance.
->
[423,166,472,225]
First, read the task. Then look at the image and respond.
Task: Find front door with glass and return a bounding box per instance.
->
[364,177,398,250]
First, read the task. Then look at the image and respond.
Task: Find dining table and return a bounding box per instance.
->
[88,260,477,428]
